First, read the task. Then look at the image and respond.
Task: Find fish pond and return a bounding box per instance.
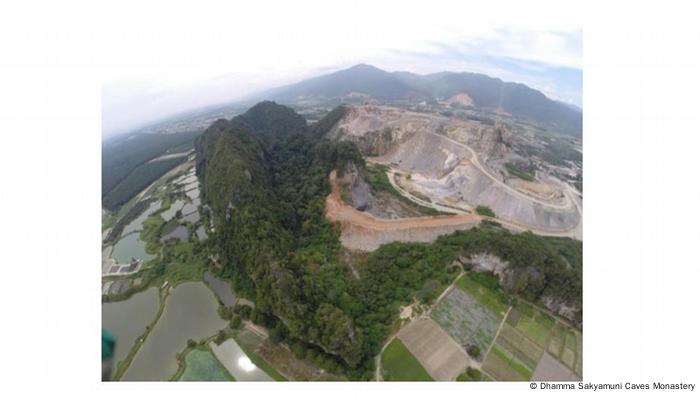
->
[122,282,226,381]
[112,233,155,263]
[161,200,185,221]
[122,200,162,235]
[209,338,273,381]
[203,271,236,307]
[102,287,159,365]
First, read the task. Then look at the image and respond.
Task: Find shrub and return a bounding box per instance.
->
[467,344,481,359]
[230,314,242,329]
[475,205,496,217]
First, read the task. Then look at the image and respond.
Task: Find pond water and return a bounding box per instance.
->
[182,211,200,224]
[102,287,159,365]
[203,271,236,307]
[122,282,227,381]
[122,200,162,235]
[181,201,198,216]
[112,233,155,263]
[209,339,273,381]
[196,226,208,240]
[161,225,189,242]
[177,174,197,185]
[185,187,200,200]
[161,200,185,221]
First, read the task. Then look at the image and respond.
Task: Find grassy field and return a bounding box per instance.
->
[455,274,509,317]
[547,322,566,356]
[482,303,583,381]
[496,325,543,370]
[515,309,555,348]
[562,331,577,368]
[482,343,532,381]
[381,338,433,381]
[233,330,288,381]
[178,348,234,381]
[481,310,544,381]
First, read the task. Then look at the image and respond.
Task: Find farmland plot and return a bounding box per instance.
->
[396,319,469,381]
[381,338,434,381]
[431,287,502,353]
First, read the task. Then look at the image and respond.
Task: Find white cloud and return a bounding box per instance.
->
[101,0,583,135]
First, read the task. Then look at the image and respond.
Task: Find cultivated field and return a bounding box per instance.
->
[431,286,503,354]
[455,274,510,317]
[381,338,434,381]
[396,319,469,381]
[482,304,582,381]
[531,353,579,381]
[178,348,233,381]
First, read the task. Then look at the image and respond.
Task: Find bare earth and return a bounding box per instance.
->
[326,170,481,251]
[397,318,470,381]
[531,352,580,381]
[326,169,579,251]
[331,105,582,238]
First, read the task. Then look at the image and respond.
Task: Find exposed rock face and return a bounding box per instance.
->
[339,162,373,211]
[329,106,410,156]
[337,162,431,219]
[542,297,580,325]
[459,253,580,325]
[443,93,474,107]
[470,124,510,160]
[460,253,508,279]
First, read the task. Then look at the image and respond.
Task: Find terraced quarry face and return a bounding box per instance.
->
[331,105,581,237]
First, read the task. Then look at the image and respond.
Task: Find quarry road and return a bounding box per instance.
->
[381,166,468,215]
[389,167,581,239]
[326,170,482,231]
[421,129,576,211]
[326,170,581,242]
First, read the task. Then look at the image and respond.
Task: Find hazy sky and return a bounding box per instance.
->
[101,0,582,136]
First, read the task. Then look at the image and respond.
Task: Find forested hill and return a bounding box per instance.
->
[195,101,369,372]
[195,101,582,379]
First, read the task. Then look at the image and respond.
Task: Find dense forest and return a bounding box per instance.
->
[195,102,582,379]
[102,131,200,210]
[102,156,187,210]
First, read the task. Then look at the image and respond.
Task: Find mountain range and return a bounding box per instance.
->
[261,64,582,137]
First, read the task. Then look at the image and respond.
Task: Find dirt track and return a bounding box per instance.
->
[422,129,575,210]
[326,169,580,251]
[325,170,482,251]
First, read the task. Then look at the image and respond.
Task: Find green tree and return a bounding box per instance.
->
[230,314,242,329]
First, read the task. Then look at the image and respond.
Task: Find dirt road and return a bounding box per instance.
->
[326,170,581,251]
[420,129,575,210]
[327,171,482,231]
[326,171,482,250]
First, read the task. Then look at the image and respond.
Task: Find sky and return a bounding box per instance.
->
[101,0,582,137]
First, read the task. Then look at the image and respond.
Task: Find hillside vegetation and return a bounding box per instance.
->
[195,101,582,379]
[102,131,200,210]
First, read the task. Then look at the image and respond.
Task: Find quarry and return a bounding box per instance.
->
[326,105,582,250]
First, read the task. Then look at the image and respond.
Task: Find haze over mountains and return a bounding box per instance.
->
[261,64,582,137]
[120,64,582,139]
